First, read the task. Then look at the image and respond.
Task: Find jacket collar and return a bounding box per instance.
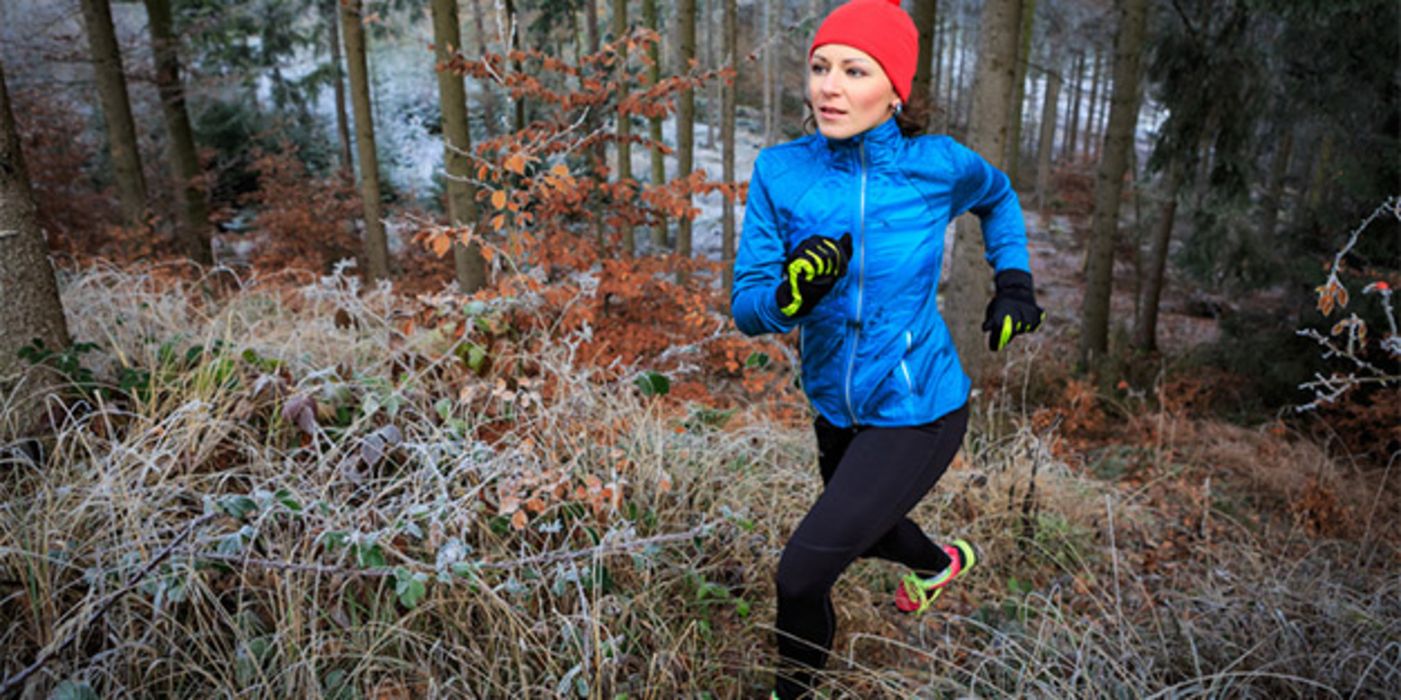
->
[814,115,903,169]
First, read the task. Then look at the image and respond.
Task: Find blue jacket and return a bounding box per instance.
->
[730,116,1031,428]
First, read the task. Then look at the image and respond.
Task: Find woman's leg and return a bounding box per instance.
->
[814,418,955,578]
[776,405,969,698]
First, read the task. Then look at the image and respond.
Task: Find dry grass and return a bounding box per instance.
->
[1,264,1397,699]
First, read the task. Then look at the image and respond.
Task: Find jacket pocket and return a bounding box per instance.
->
[899,330,916,395]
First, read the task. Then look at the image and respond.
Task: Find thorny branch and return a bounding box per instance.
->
[1296,196,1401,412]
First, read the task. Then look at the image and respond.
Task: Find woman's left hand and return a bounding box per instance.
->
[982,269,1045,351]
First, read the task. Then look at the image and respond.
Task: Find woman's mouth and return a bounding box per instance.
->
[818,106,846,120]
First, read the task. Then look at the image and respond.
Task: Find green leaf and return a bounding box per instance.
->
[634,371,670,397]
[394,567,427,608]
[465,344,488,374]
[218,495,258,520]
[49,680,99,700]
[744,351,770,368]
[322,669,356,700]
[274,489,302,513]
[322,531,349,552]
[355,543,386,569]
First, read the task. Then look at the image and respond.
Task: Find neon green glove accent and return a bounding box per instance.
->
[779,258,817,317]
[775,233,852,318]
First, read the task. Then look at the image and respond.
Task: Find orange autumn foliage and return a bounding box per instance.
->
[239,142,362,274]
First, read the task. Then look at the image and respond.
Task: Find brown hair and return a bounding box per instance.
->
[800,93,938,139]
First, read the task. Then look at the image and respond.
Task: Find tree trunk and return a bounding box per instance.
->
[322,0,355,180]
[946,19,960,133]
[676,0,695,264]
[911,0,937,121]
[505,0,525,132]
[643,0,667,249]
[932,16,946,130]
[1021,53,1039,157]
[1308,131,1334,213]
[1034,51,1060,208]
[959,19,975,130]
[1083,47,1102,160]
[1079,0,1148,373]
[1063,50,1083,163]
[585,0,599,52]
[468,0,498,137]
[613,0,635,255]
[1131,160,1181,353]
[1,58,71,380]
[705,0,718,150]
[1259,124,1293,242]
[1092,55,1110,161]
[144,0,212,265]
[1005,0,1037,188]
[722,0,737,295]
[79,0,147,227]
[944,0,1023,384]
[762,0,774,146]
[431,0,486,292]
[341,0,391,281]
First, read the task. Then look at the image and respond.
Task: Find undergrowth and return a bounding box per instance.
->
[1,264,1396,699]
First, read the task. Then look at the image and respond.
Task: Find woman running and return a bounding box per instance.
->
[729,1,1045,696]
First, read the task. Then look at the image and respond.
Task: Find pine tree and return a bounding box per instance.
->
[79,0,147,227]
[145,0,212,264]
[432,0,487,292]
[341,0,391,281]
[676,0,696,266]
[1079,0,1149,372]
[944,0,1023,382]
[0,58,71,380]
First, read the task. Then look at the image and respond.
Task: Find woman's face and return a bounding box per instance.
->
[808,43,899,141]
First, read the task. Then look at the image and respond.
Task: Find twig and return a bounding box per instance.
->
[0,513,217,698]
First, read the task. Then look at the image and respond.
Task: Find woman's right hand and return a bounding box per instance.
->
[776,233,853,318]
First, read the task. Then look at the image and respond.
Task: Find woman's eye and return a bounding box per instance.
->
[810,64,826,74]
[846,69,864,77]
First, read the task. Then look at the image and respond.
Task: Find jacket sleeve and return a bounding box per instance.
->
[947,139,1032,275]
[730,151,799,336]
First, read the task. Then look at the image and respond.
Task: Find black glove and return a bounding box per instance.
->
[775,233,853,318]
[982,269,1045,351]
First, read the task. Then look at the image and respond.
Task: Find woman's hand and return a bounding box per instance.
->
[776,233,854,318]
[983,269,1045,351]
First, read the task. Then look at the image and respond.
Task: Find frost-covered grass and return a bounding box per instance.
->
[1,264,1397,698]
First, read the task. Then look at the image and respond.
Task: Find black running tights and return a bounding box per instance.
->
[773,403,969,699]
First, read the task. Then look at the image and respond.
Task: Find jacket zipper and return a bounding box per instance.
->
[843,142,868,424]
[900,330,914,394]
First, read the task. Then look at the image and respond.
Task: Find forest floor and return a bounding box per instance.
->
[3,168,1398,699]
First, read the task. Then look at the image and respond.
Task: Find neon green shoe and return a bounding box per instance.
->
[894,539,979,614]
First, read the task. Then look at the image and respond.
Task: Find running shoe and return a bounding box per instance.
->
[894,539,979,614]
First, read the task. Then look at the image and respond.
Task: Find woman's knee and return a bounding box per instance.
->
[775,540,848,601]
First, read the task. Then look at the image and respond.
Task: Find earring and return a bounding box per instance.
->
[892,102,903,115]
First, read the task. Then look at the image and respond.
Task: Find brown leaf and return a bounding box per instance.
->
[430,233,452,258]
[505,154,527,175]
[491,190,507,210]
[281,394,318,436]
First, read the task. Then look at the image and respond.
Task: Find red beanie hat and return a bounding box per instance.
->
[809,0,919,103]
